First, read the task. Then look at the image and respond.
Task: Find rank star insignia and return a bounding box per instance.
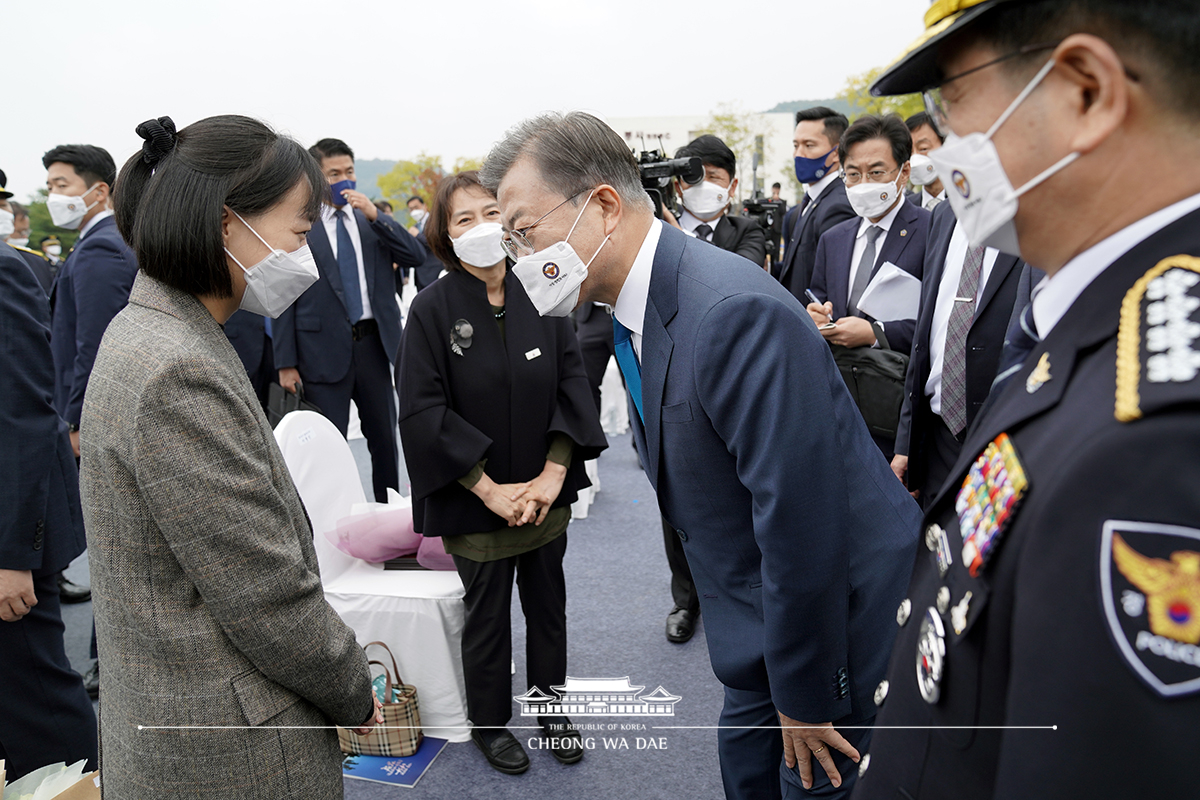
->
[1101,520,1200,697]
[1025,352,1051,393]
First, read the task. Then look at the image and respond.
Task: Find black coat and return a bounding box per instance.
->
[396,268,607,536]
[776,177,856,300]
[894,201,1029,494]
[712,214,767,267]
[856,206,1200,799]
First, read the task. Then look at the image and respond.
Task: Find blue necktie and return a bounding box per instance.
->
[990,303,1040,396]
[613,317,644,423]
[336,209,363,323]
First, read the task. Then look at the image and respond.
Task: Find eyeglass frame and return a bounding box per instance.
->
[501,187,593,260]
[840,164,903,186]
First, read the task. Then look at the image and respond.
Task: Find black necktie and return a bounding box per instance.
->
[694,223,713,242]
[799,194,812,216]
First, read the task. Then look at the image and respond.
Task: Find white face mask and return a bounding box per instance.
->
[681,179,733,219]
[8,238,29,249]
[512,190,609,318]
[909,153,939,187]
[410,208,427,223]
[47,183,101,230]
[846,174,904,220]
[46,244,62,257]
[0,209,14,238]
[224,211,319,318]
[451,222,506,268]
[929,59,1080,256]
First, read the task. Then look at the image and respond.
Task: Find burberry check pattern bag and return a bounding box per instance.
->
[337,640,423,757]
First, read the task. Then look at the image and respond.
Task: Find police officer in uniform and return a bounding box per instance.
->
[854,2,1200,798]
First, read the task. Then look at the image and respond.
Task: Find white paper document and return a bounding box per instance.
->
[856,261,922,320]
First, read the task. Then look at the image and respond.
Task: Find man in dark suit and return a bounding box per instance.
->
[776,107,856,301]
[857,2,1200,797]
[485,111,921,800]
[406,194,446,290]
[223,309,274,409]
[670,134,767,267]
[0,245,97,780]
[890,201,1032,508]
[275,138,424,502]
[807,114,932,458]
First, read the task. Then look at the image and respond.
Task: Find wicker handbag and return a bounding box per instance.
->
[337,641,423,757]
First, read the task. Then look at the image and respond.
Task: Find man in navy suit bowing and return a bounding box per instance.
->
[483,111,920,800]
[807,114,932,458]
[275,138,424,501]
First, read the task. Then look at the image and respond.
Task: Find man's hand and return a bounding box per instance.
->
[778,711,860,791]
[512,462,568,526]
[69,429,81,458]
[278,368,301,394]
[352,694,385,736]
[821,316,876,348]
[806,301,834,328]
[340,190,378,222]
[0,569,37,622]
[891,454,908,486]
[661,205,683,231]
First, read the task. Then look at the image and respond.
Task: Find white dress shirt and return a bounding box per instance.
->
[847,198,905,301]
[924,223,1000,415]
[321,203,374,320]
[804,170,840,211]
[1032,191,1200,337]
[679,209,723,241]
[79,208,114,240]
[613,219,665,361]
[921,187,946,211]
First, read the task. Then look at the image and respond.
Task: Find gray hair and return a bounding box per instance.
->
[481,111,653,213]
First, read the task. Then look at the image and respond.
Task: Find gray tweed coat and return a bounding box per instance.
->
[80,273,373,799]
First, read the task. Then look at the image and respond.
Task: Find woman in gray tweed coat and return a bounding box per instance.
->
[78,115,382,798]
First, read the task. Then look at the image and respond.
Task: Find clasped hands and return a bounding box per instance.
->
[472,461,568,527]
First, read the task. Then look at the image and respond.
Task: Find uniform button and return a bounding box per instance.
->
[897,598,912,626]
[858,753,870,778]
[676,529,688,542]
[937,586,951,614]
[874,680,889,706]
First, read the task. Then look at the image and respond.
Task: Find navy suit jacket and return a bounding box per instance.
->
[223,309,269,375]
[894,203,1033,493]
[0,247,86,576]
[630,222,921,722]
[809,199,931,357]
[776,178,856,302]
[49,214,139,427]
[275,207,424,383]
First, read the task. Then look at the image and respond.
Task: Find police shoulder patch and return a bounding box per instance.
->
[1116,255,1200,422]
[1100,520,1200,697]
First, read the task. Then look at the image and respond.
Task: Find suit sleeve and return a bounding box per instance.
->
[131,358,373,727]
[695,292,853,722]
[895,367,916,458]
[0,252,59,571]
[272,301,298,371]
[810,234,830,304]
[734,222,767,268]
[371,213,425,273]
[395,304,493,501]
[65,238,136,426]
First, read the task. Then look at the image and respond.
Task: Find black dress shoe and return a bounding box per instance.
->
[83,661,100,699]
[666,606,696,643]
[58,573,91,604]
[538,716,584,765]
[471,728,530,774]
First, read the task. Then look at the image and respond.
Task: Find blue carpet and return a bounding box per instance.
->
[61,432,727,799]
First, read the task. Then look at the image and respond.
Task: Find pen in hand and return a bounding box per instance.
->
[804,289,836,325]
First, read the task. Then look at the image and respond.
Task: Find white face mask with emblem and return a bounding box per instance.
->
[47,184,102,230]
[512,190,609,318]
[909,154,939,187]
[681,179,733,219]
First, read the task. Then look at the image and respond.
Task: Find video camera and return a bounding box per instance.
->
[741,195,786,232]
[637,149,704,221]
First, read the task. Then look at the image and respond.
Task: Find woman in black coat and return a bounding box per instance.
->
[395,171,606,775]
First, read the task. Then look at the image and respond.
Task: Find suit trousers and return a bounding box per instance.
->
[662,517,698,614]
[0,572,98,780]
[451,533,569,728]
[302,328,399,503]
[920,414,964,510]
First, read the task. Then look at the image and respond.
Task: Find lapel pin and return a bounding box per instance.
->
[900,229,908,237]
[1026,353,1052,393]
[525,348,542,361]
[951,591,974,636]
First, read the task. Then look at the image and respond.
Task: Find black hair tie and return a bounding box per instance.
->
[136,116,178,167]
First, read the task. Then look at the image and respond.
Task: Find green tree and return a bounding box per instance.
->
[452,156,484,174]
[837,67,925,120]
[695,102,772,201]
[377,152,445,224]
[24,191,79,252]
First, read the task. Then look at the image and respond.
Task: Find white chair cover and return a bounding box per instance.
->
[274,411,470,741]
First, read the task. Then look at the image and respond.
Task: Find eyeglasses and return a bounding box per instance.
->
[841,165,901,186]
[501,187,593,260]
[922,41,1060,138]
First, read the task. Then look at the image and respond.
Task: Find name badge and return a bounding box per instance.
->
[525,348,542,361]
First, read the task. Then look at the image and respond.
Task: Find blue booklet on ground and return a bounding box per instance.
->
[341,738,448,788]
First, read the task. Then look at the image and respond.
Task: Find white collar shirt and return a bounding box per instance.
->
[847,197,905,301]
[321,203,374,320]
[921,187,946,211]
[804,170,840,210]
[679,209,724,242]
[613,219,664,361]
[79,208,114,240]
